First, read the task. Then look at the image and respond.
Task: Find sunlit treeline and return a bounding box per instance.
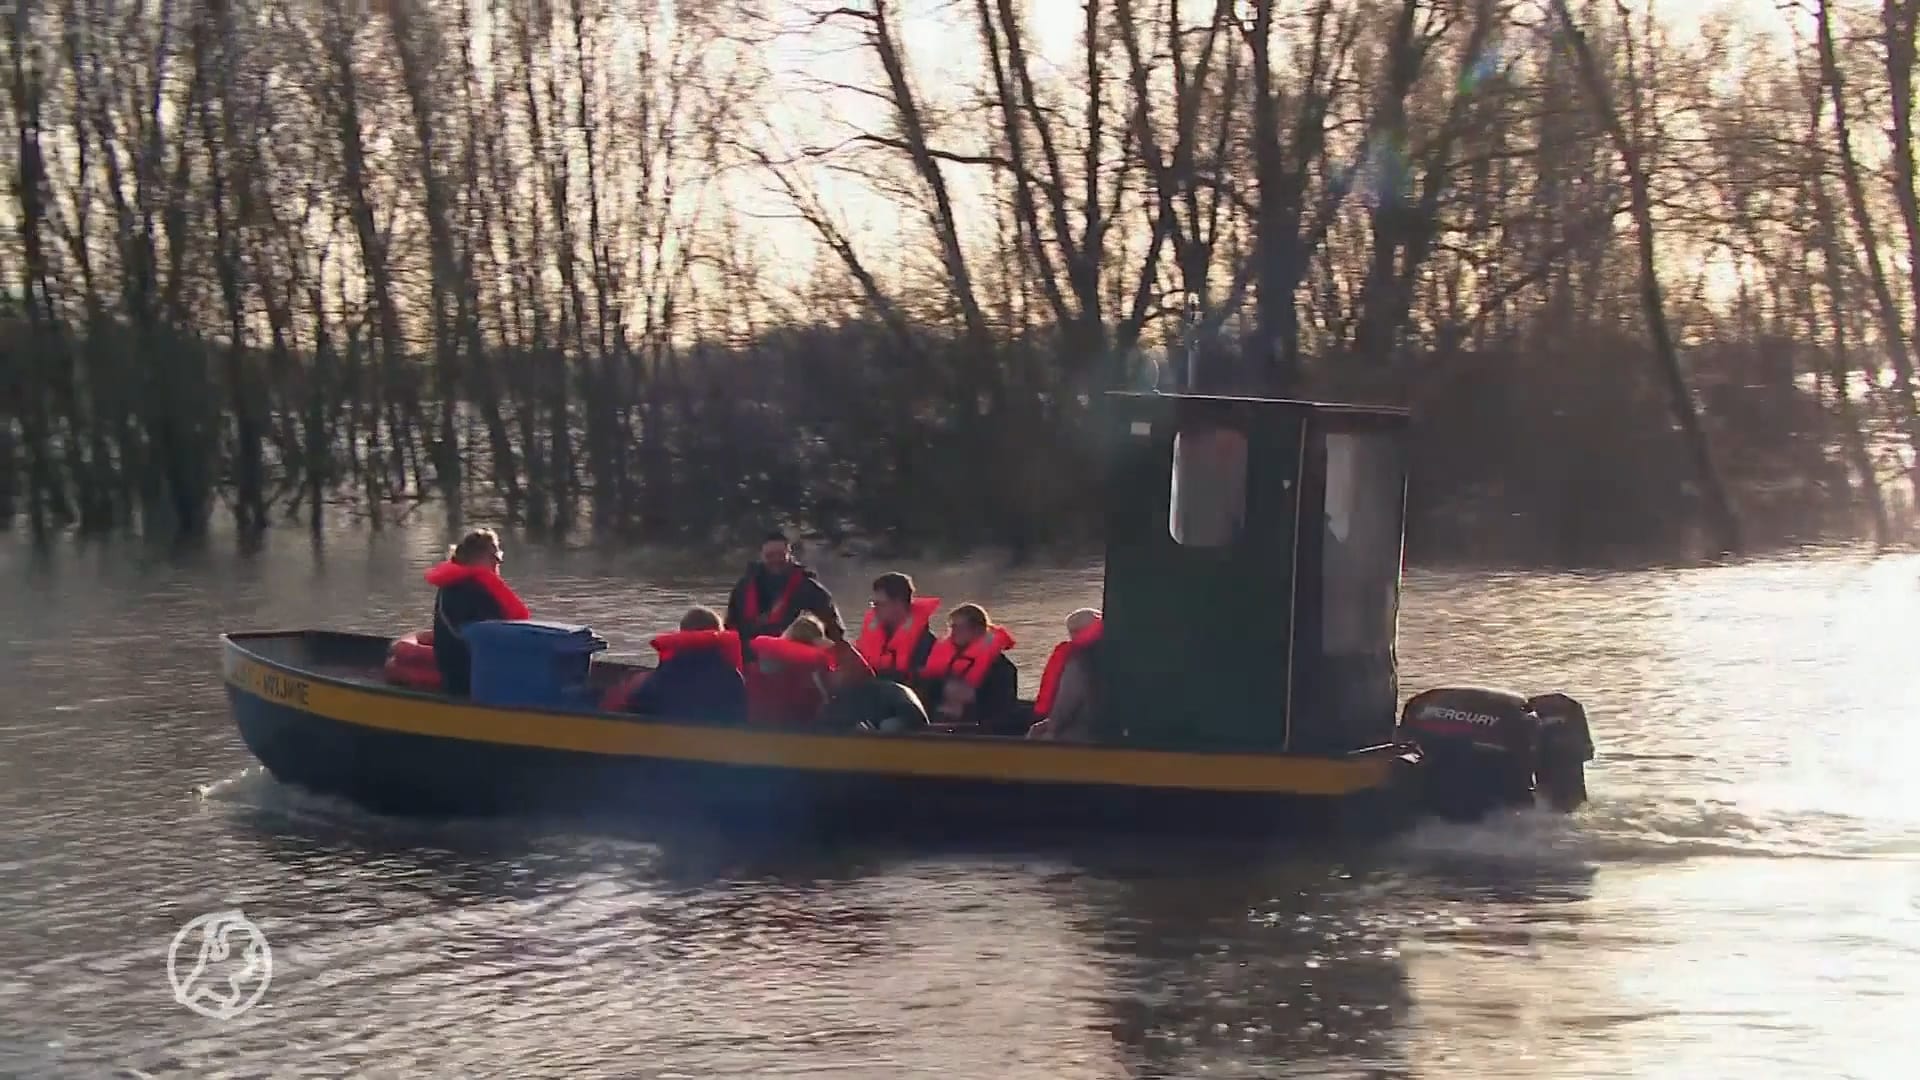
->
[2,0,1917,560]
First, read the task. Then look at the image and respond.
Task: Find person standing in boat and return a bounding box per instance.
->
[853,572,940,684]
[918,603,1021,735]
[426,528,530,696]
[724,532,845,654]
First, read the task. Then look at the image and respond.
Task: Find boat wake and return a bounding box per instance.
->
[196,766,406,833]
[195,764,1919,872]
[192,766,689,863]
[1392,792,1919,867]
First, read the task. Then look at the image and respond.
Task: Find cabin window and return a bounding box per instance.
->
[1169,426,1247,547]
[1321,431,1405,653]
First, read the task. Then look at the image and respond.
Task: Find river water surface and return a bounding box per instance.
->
[1,528,1917,1079]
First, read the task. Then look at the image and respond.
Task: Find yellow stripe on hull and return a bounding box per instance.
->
[222,638,1395,797]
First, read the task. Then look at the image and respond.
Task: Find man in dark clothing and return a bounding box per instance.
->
[627,608,747,725]
[724,532,845,647]
[427,528,531,696]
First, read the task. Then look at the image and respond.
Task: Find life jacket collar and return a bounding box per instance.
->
[651,629,744,672]
[425,559,531,621]
[922,625,1015,689]
[750,635,835,671]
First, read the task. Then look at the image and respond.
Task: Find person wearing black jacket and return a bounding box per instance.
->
[626,608,747,725]
[724,533,845,648]
[919,603,1022,736]
[425,528,531,695]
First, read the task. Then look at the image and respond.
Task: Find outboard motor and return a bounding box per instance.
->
[1401,687,1542,822]
[1527,692,1594,812]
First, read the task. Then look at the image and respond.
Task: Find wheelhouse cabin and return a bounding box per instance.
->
[1094,391,1409,756]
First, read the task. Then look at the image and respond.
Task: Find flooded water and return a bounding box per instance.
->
[2,526,1917,1078]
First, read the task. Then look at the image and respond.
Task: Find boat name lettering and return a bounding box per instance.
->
[1422,706,1500,727]
[239,663,311,707]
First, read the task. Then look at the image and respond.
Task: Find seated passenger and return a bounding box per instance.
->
[818,632,928,732]
[918,603,1021,735]
[853,572,939,684]
[746,614,837,726]
[425,527,530,696]
[1027,608,1103,742]
[822,676,931,734]
[625,607,747,725]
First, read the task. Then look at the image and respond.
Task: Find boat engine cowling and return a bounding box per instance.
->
[1401,686,1584,821]
[1526,692,1594,812]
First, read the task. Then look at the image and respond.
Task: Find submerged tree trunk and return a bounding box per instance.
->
[1822,0,1920,504]
[326,4,418,507]
[1881,1,1920,364]
[193,0,264,535]
[1553,0,1742,558]
[1804,73,1892,541]
[384,0,462,510]
[6,4,66,534]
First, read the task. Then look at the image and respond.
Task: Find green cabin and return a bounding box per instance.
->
[1095,392,1410,755]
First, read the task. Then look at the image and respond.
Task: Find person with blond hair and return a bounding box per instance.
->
[781,612,829,647]
[918,603,1021,734]
[1027,608,1103,742]
[424,528,530,695]
[745,613,839,725]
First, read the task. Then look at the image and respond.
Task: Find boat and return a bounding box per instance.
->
[220,391,1592,835]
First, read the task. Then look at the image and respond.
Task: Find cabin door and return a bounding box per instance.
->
[1289,424,1408,752]
[1097,399,1303,751]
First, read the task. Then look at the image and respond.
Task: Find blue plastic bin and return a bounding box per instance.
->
[465,620,608,709]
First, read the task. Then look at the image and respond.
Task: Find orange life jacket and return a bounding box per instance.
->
[855,596,940,676]
[921,626,1016,689]
[746,635,834,726]
[651,629,744,672]
[741,567,807,629]
[1034,617,1102,718]
[748,635,836,671]
[424,560,532,620]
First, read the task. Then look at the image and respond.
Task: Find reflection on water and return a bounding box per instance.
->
[1,525,1917,1078]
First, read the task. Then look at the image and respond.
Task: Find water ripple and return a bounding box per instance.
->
[3,533,1918,1077]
